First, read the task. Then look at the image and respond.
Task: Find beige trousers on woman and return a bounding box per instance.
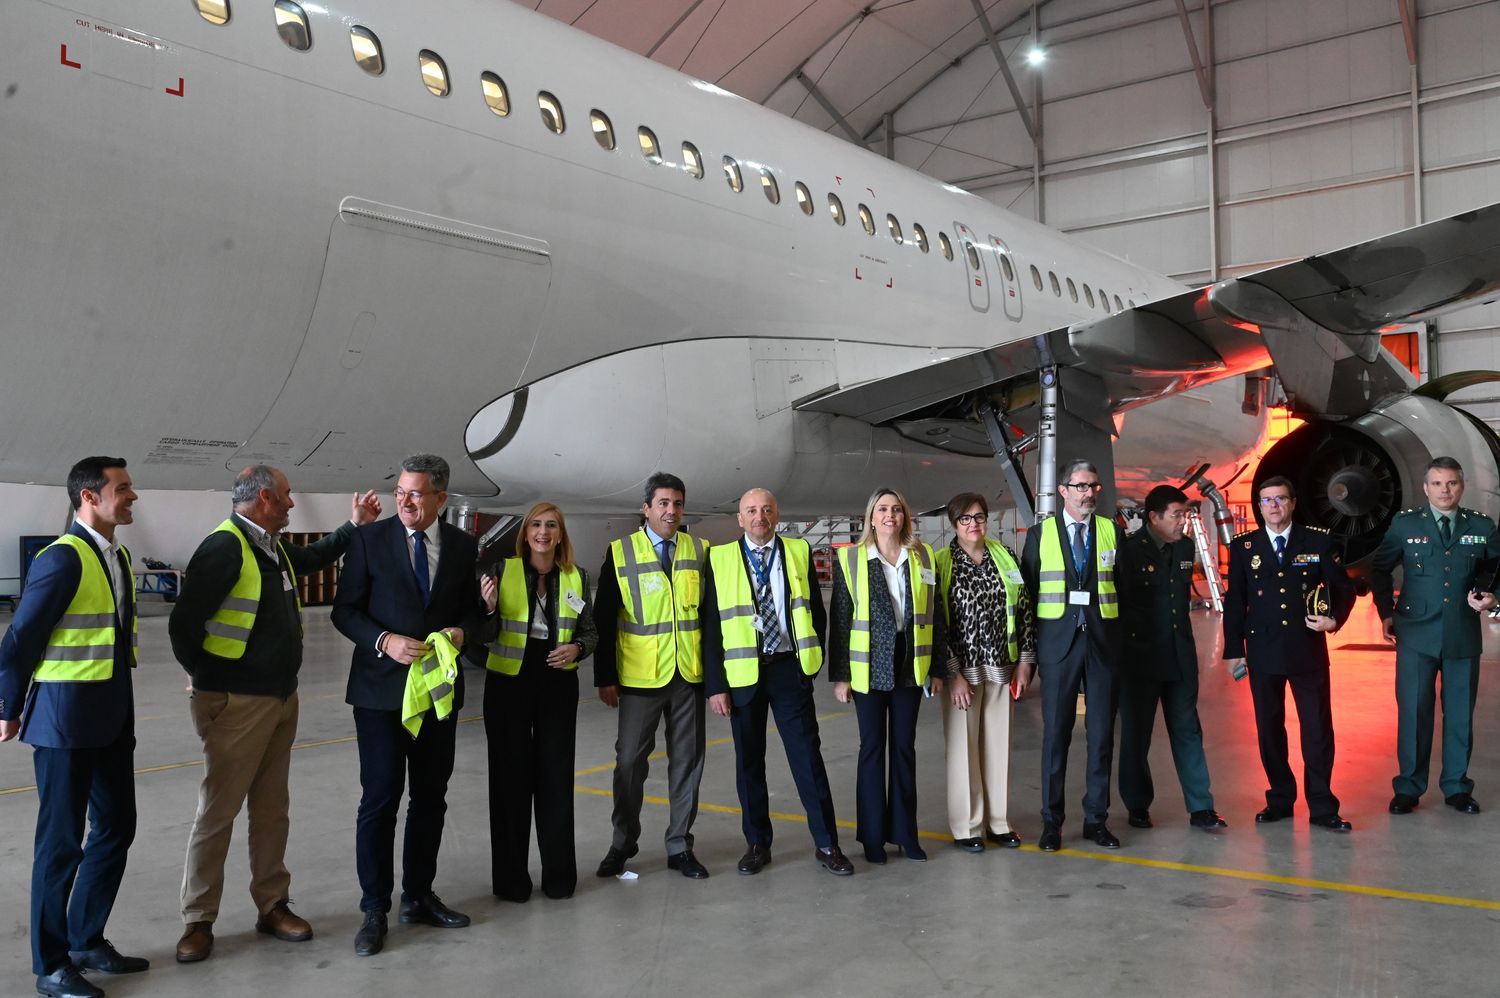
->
[941,680,1013,839]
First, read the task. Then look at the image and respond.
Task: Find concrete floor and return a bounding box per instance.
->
[2,599,1497,998]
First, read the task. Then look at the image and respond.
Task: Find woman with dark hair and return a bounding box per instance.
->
[935,493,1035,853]
[829,487,947,864]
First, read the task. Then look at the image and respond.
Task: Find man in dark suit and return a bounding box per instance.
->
[1223,475,1355,831]
[1370,456,1499,815]
[331,454,491,957]
[703,488,854,877]
[0,457,146,998]
[1020,459,1122,852]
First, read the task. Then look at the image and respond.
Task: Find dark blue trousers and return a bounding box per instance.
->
[852,686,923,848]
[728,653,839,850]
[31,727,136,975]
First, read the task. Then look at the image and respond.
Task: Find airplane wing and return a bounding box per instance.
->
[798,201,1500,427]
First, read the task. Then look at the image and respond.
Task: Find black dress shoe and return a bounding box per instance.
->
[69,940,148,974]
[986,830,1022,848]
[1082,823,1121,849]
[816,846,855,876]
[1127,809,1153,829]
[1038,824,1062,852]
[399,892,470,928]
[353,912,387,957]
[595,844,638,877]
[1255,805,1294,823]
[36,967,103,998]
[862,844,888,865]
[736,844,771,875]
[1445,793,1481,814]
[897,842,927,862]
[952,837,985,853]
[1389,793,1419,815]
[667,850,709,879]
[1309,813,1353,832]
[1190,809,1228,830]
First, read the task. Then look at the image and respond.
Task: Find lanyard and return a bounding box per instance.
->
[744,539,776,592]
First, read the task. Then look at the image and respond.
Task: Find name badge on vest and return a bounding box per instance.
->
[919,568,936,586]
[565,591,586,613]
[641,575,665,595]
[1069,591,1091,606]
[1100,550,1116,568]
[283,572,294,591]
[751,616,765,633]
[1004,569,1023,585]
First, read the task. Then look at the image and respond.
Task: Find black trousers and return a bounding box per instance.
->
[1039,632,1117,826]
[353,705,457,913]
[485,642,579,902]
[728,653,839,850]
[1247,667,1339,817]
[852,686,923,848]
[30,727,136,975]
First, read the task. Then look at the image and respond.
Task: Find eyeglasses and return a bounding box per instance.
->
[394,487,438,502]
[1061,482,1103,494]
[955,514,987,526]
[1258,496,1292,507]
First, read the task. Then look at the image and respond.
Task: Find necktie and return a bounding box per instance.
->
[1439,515,1452,545]
[1274,534,1286,562]
[412,529,431,605]
[1071,521,1087,577]
[753,547,780,655]
[659,538,675,574]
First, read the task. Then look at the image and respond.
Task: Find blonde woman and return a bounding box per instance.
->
[829,488,947,864]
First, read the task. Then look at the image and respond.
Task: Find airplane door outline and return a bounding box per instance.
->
[989,235,1023,321]
[955,222,990,313]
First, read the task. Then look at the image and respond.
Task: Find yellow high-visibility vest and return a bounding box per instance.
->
[936,538,1021,661]
[610,530,708,688]
[35,534,137,682]
[1035,515,1118,619]
[836,542,937,694]
[487,558,584,674]
[709,537,822,686]
[201,519,300,659]
[403,631,459,737]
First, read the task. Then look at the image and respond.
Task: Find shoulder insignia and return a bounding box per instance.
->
[1232,529,1257,541]
[1401,507,1421,515]
[1307,525,1330,534]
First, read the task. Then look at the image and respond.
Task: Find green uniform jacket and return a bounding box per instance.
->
[1116,527,1198,681]
[1370,506,1500,659]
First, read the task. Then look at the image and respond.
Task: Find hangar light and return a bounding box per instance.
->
[1026,47,1046,66]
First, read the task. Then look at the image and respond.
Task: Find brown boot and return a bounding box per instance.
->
[176,922,214,963]
[256,900,313,941]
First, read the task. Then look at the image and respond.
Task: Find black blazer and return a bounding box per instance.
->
[1020,516,1119,666]
[332,516,487,711]
[1222,523,1354,676]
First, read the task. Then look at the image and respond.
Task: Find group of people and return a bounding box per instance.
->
[0,452,1493,998]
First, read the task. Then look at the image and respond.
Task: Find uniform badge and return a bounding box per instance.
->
[1146,564,1155,573]
[1179,560,1193,570]
[1243,540,1252,549]
[1250,554,1261,569]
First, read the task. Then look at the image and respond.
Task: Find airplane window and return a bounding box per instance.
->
[418,50,449,97]
[858,204,875,236]
[795,182,813,215]
[196,0,230,25]
[349,26,382,76]
[1049,271,1061,297]
[828,192,845,226]
[964,242,980,270]
[273,1,311,51]
[1114,295,1124,311]
[887,215,903,244]
[938,231,953,261]
[639,126,662,163]
[913,223,928,253]
[538,91,565,134]
[999,254,1015,282]
[760,168,780,204]
[723,156,743,193]
[1066,277,1078,302]
[1030,265,1043,291]
[682,142,704,179]
[1083,284,1095,307]
[481,72,510,116]
[590,110,615,150]
[1098,288,1110,311]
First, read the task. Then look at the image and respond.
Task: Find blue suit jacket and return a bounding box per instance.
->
[0,524,135,748]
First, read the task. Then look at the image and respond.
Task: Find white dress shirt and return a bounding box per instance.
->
[744,536,791,649]
[1266,524,1292,553]
[867,543,909,632]
[76,519,126,622]
[405,522,442,580]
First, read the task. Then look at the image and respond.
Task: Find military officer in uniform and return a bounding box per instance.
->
[1223,475,1355,831]
[1115,485,1225,832]
[1370,456,1498,816]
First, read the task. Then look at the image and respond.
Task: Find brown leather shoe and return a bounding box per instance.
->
[256,900,313,942]
[176,922,214,963]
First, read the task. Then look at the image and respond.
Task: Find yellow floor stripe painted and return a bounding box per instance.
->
[571,709,853,778]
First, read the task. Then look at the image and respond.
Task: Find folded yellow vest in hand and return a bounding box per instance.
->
[402,632,460,737]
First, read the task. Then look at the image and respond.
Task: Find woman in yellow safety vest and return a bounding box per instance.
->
[483,501,598,903]
[935,492,1036,855]
[829,487,947,864]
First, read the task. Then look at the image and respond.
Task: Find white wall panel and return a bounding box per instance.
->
[1042,74,1203,161]
[1426,162,1500,218]
[1219,177,1409,268]
[1422,91,1500,169]
[1419,1,1500,88]
[1070,210,1211,276]
[1046,151,1208,228]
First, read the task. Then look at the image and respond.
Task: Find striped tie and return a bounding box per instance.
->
[753,547,780,655]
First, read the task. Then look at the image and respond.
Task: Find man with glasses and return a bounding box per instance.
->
[1115,485,1225,834]
[1370,457,1498,816]
[1020,459,1122,852]
[1223,475,1354,831]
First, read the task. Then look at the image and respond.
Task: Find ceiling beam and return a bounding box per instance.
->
[968,0,1039,141]
[645,0,713,59]
[1397,0,1418,65]
[1172,0,1214,109]
[797,71,864,144]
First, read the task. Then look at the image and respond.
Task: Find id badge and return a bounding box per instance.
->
[282,572,294,592]
[1068,590,1091,606]
[751,616,765,633]
[565,591,586,613]
[920,568,936,586]
[1100,550,1117,568]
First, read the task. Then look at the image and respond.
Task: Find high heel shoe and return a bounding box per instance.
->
[862,844,888,865]
[897,842,928,862]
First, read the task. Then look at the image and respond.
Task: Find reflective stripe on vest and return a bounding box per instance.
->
[1035,516,1118,619]
[403,631,460,737]
[201,519,301,660]
[487,558,583,674]
[936,539,1020,662]
[36,534,136,682]
[708,537,823,686]
[836,542,936,694]
[610,530,708,688]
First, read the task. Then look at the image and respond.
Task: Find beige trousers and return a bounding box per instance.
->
[941,680,1013,839]
[181,690,299,923]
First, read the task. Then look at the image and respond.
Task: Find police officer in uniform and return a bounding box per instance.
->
[1115,485,1225,832]
[1370,456,1498,816]
[1223,475,1355,831]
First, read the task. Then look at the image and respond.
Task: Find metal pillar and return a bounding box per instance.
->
[1035,366,1059,520]
[980,401,1036,523]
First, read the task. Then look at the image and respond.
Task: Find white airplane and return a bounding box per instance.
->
[5,0,1500,567]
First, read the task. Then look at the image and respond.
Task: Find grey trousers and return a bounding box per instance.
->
[610,674,706,856]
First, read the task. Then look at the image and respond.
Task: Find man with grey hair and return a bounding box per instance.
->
[169,467,380,963]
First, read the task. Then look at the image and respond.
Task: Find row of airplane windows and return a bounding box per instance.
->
[196,0,1135,315]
